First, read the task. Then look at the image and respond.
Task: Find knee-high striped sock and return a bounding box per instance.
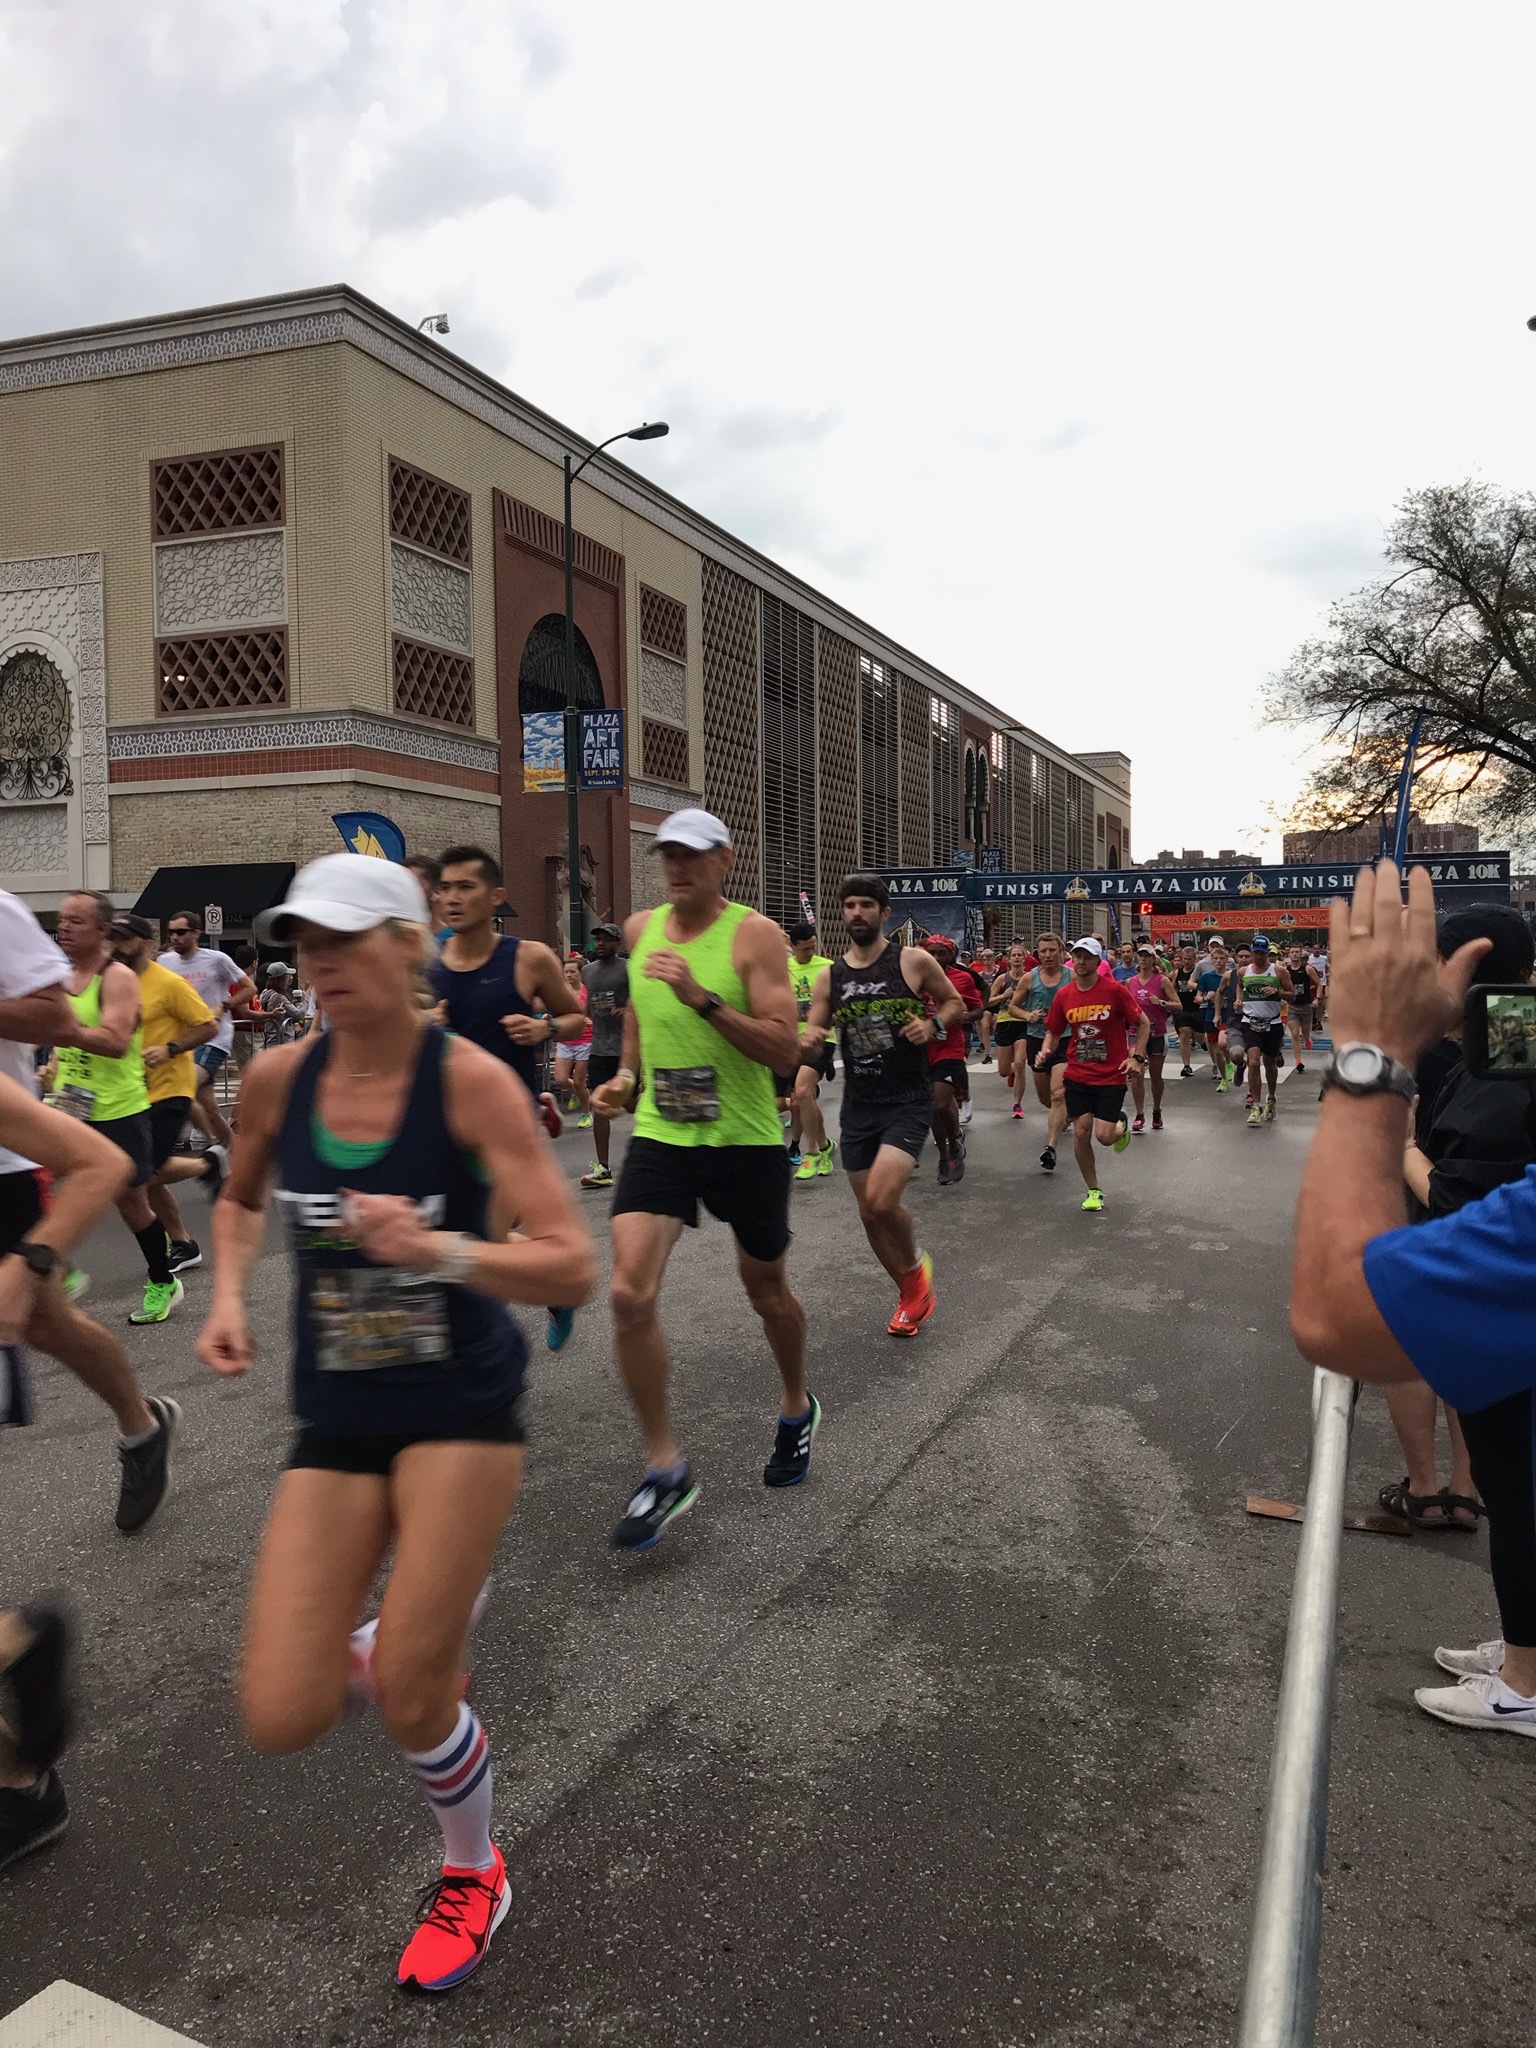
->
[346,1578,492,1720]
[404,1701,494,1872]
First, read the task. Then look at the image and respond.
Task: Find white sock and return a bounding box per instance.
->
[404,1701,495,1871]
[346,1580,490,1718]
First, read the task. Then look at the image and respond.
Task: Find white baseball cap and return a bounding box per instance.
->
[255,853,429,942]
[1070,935,1104,959]
[654,806,732,852]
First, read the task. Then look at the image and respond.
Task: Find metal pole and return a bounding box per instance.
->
[563,455,584,956]
[1236,1368,1358,2048]
[1389,711,1426,869]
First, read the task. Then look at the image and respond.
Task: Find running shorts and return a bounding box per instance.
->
[556,1040,591,1063]
[837,1096,933,1173]
[612,1137,792,1264]
[1063,1078,1128,1124]
[0,1167,44,1256]
[1144,1035,1166,1056]
[928,1058,969,1095]
[1028,1038,1067,1071]
[1245,1020,1285,1058]
[94,1111,153,1187]
[148,1096,193,1173]
[1289,1005,1314,1035]
[287,1398,528,1474]
[193,1044,228,1079]
[1172,1010,1202,1034]
[993,1019,1030,1047]
[1226,1021,1248,1055]
[587,1054,622,1090]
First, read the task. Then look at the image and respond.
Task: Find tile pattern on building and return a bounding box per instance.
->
[0,551,108,878]
[154,533,286,635]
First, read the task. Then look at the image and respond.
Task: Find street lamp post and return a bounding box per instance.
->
[561,420,668,954]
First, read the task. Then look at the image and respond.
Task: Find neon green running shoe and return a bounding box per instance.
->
[795,1151,819,1181]
[814,1143,834,1176]
[128,1277,183,1326]
[1082,1189,1104,1212]
[1112,1122,1132,1154]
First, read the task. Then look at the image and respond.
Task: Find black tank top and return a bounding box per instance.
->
[275,1026,527,1435]
[829,942,932,1105]
[1174,965,1201,1012]
[428,935,538,1093]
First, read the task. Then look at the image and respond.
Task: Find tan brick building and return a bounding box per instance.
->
[0,286,1130,942]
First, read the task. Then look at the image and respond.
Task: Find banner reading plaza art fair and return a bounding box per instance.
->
[522,709,626,794]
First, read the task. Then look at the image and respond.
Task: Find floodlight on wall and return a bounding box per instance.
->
[417,315,450,335]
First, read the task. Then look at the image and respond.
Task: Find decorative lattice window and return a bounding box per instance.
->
[389,460,471,565]
[817,629,859,936]
[1065,772,1086,869]
[930,696,960,867]
[394,636,473,727]
[153,447,284,538]
[761,594,817,930]
[701,559,762,905]
[639,586,687,661]
[990,731,1009,868]
[0,650,73,801]
[858,655,899,870]
[642,718,690,787]
[1032,751,1051,869]
[1050,762,1069,870]
[158,631,288,715]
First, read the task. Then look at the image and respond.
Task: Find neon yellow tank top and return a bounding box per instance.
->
[57,974,148,1121]
[629,901,783,1148]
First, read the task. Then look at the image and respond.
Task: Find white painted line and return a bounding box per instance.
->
[0,1983,207,2048]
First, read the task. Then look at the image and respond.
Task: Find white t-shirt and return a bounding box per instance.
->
[156,946,243,1052]
[0,890,70,1175]
[1308,951,1329,986]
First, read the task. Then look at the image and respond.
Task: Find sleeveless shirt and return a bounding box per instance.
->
[56,974,148,1121]
[274,1026,527,1434]
[628,901,782,1147]
[829,942,931,1104]
[428,935,537,1093]
[1129,971,1169,1035]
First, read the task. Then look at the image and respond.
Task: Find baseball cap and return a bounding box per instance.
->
[1135,939,1158,955]
[1070,936,1104,959]
[654,807,732,852]
[1250,934,1271,952]
[255,853,429,943]
[264,960,293,979]
[109,913,155,942]
[591,921,622,940]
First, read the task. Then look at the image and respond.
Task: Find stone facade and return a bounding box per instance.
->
[0,550,108,892]
[154,532,287,635]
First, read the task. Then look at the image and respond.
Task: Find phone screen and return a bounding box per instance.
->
[1465,984,1536,1078]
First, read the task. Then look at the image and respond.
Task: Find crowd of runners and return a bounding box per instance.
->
[0,811,1337,1993]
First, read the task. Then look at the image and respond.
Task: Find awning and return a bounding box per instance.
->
[133,862,295,924]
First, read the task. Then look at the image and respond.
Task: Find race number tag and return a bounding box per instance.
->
[306,1269,452,1373]
[45,1084,97,1121]
[652,1065,721,1123]
[1075,1023,1109,1064]
[842,1013,894,1061]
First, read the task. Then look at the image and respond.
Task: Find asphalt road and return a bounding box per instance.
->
[3,1054,1532,2047]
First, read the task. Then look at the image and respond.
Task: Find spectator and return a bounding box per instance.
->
[259,963,307,1049]
[1292,861,1536,1732]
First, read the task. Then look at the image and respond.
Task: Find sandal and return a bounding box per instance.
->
[1439,1490,1484,1532]
[1379,1477,1458,1531]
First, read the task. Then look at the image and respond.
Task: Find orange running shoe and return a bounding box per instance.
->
[397,1847,510,1993]
[886,1252,936,1338]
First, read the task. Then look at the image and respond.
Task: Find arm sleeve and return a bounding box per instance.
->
[1363,1166,1536,1410]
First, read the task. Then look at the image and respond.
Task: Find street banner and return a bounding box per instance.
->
[885,853,1510,906]
[333,811,407,862]
[1149,907,1330,936]
[524,709,626,792]
[580,708,624,790]
[522,713,565,793]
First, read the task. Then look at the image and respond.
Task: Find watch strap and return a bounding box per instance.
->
[1323,1043,1417,1103]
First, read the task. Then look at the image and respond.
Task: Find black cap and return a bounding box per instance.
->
[109,913,155,941]
[591,921,622,939]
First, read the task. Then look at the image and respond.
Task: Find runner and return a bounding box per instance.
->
[1127,940,1177,1133]
[1284,942,1319,1073]
[196,851,592,1993]
[107,913,225,1276]
[1018,932,1072,1170]
[1112,942,1139,982]
[973,948,998,1064]
[1034,936,1148,1212]
[579,923,628,1190]
[427,846,584,1349]
[1226,944,1253,1103]
[1196,938,1235,1092]
[991,940,1035,1121]
[923,936,983,1185]
[588,809,814,1547]
[1170,942,1204,1076]
[52,891,185,1325]
[784,922,834,1181]
[552,955,592,1128]
[798,874,963,1333]
[157,912,257,1151]
[1237,935,1294,1127]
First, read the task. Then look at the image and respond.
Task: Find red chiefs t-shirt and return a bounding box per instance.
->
[930,965,982,1063]
[1044,976,1144,1086]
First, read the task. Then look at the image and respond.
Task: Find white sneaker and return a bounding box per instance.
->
[958,1099,974,1127]
[1414,1670,1536,1734]
[1435,1636,1505,1678]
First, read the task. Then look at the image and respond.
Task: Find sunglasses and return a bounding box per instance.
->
[168,925,194,936]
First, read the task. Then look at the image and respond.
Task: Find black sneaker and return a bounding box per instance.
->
[166,1239,202,1273]
[764,1395,821,1488]
[949,1153,965,1184]
[202,1143,229,1200]
[0,1770,68,1872]
[937,1156,952,1186]
[611,1465,700,1551]
[1180,1064,1194,1078]
[1040,1145,1056,1172]
[7,1601,71,1771]
[115,1395,181,1534]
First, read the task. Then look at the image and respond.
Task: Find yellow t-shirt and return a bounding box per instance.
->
[136,960,215,1104]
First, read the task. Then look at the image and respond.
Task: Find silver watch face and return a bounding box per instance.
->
[1335,1043,1386,1087]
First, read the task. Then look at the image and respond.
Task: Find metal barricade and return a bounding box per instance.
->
[1236,1368,1360,2048]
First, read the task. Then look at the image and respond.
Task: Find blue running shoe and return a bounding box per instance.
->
[546,1306,575,1351]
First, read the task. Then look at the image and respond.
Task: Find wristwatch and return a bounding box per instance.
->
[695,991,725,1020]
[6,1241,60,1280]
[1322,1042,1417,1104]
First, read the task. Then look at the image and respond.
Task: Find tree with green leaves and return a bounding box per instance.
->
[1270,482,1536,854]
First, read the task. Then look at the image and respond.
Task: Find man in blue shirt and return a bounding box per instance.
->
[1292,859,1536,1729]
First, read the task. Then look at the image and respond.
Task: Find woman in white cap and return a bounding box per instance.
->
[196,853,593,1995]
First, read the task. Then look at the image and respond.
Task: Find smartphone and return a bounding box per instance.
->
[1463,984,1536,1080]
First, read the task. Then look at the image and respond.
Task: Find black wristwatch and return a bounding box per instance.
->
[1322,1042,1417,1104]
[695,992,725,1020]
[7,1241,60,1280]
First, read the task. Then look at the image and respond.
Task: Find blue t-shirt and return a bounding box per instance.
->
[1363,1164,1536,1410]
[1112,966,1137,984]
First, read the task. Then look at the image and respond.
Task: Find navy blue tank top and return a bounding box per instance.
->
[428,935,537,1092]
[275,1025,527,1434]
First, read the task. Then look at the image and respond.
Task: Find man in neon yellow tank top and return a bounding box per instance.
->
[52,891,184,1325]
[590,808,815,1551]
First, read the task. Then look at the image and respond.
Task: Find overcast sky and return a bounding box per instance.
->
[5,0,1536,859]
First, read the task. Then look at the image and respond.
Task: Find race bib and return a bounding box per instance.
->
[306,1268,452,1373]
[652,1065,721,1123]
[46,1084,97,1121]
[842,1013,895,1061]
[1074,1023,1109,1064]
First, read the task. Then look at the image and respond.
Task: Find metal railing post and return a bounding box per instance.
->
[1236,1368,1359,2048]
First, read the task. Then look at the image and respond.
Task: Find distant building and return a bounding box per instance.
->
[1145,847,1262,869]
[1283,813,1479,864]
[1512,875,1536,925]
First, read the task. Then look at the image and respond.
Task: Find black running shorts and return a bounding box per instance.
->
[94,1111,153,1188]
[0,1168,44,1256]
[1244,1020,1285,1058]
[1173,1010,1202,1034]
[587,1054,622,1090]
[612,1137,792,1264]
[1028,1038,1066,1071]
[287,1398,528,1475]
[148,1096,194,1173]
[929,1057,968,1095]
[837,1095,933,1173]
[993,1019,1030,1047]
[1063,1078,1128,1125]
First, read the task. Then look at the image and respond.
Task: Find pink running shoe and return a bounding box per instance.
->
[539,1092,565,1141]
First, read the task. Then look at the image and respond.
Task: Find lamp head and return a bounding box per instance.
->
[627,421,669,441]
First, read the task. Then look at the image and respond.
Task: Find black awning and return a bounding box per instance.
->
[134,862,295,923]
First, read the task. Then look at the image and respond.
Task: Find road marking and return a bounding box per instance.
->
[0,1982,207,2047]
